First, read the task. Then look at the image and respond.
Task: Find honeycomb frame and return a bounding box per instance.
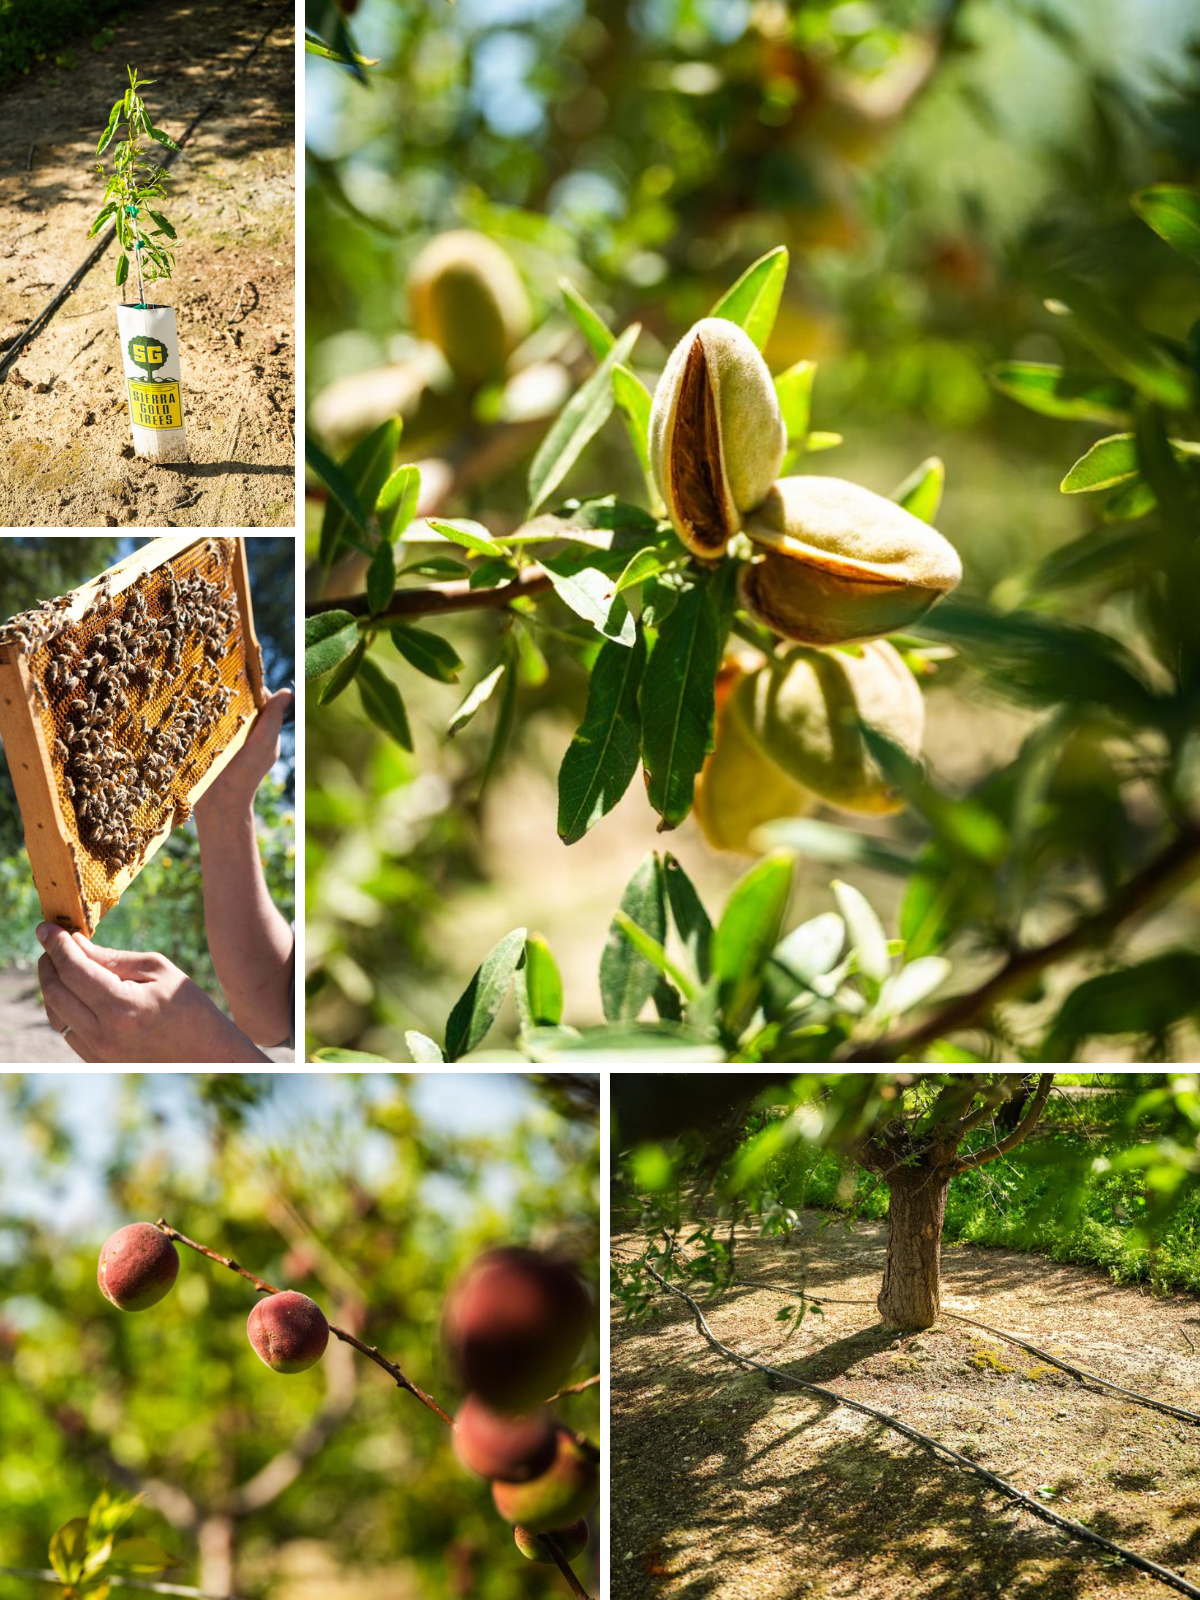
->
[0,536,265,936]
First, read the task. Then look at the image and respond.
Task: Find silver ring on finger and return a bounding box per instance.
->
[59,1024,72,1038]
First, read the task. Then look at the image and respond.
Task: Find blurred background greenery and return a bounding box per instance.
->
[0,538,295,1030]
[304,0,1200,1060]
[0,1071,600,1599]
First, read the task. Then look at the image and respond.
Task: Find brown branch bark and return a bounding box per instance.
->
[844,826,1200,1062]
[948,1074,1054,1174]
[305,564,553,623]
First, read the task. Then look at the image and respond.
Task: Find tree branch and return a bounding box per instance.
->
[540,1535,591,1599]
[844,826,1200,1061]
[304,564,553,623]
[0,1570,228,1599]
[948,1074,1054,1174]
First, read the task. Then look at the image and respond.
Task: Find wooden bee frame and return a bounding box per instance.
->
[0,536,265,936]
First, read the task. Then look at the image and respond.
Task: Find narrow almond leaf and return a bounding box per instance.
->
[366,539,396,615]
[613,545,675,595]
[641,577,722,829]
[773,359,816,442]
[613,911,698,1004]
[49,1520,89,1584]
[313,1047,393,1062]
[524,934,564,1027]
[304,27,380,67]
[891,456,944,523]
[391,624,463,682]
[663,853,713,982]
[377,462,421,536]
[560,278,615,358]
[542,554,635,645]
[107,1539,181,1576]
[988,361,1133,426]
[304,612,359,680]
[426,517,504,558]
[448,663,505,735]
[405,1031,445,1064]
[833,879,889,986]
[600,855,666,1023]
[804,430,843,452]
[146,210,176,239]
[558,632,646,843]
[878,956,951,1019]
[712,852,794,1035]
[1132,184,1200,266]
[444,927,527,1060]
[316,638,366,704]
[319,416,400,564]
[612,363,657,505]
[772,913,845,988]
[1060,433,1139,493]
[528,324,640,513]
[708,245,789,351]
[115,252,128,286]
[357,656,412,749]
[1048,285,1192,410]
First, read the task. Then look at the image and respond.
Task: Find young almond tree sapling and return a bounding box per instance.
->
[92,66,188,462]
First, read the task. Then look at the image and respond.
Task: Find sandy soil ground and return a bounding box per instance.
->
[0,966,295,1063]
[0,0,294,528]
[613,1211,1200,1600]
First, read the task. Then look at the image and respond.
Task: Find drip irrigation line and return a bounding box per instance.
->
[0,3,289,385]
[640,1254,1200,1600]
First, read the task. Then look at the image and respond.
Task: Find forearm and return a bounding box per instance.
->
[195,798,294,1045]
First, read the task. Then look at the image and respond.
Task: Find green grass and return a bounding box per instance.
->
[769,1093,1200,1297]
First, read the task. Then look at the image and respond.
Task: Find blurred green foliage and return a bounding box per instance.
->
[0,1073,600,1599]
[305,0,1200,1063]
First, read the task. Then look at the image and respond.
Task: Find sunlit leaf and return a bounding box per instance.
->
[444,928,527,1060]
[558,632,646,844]
[528,324,640,513]
[1132,184,1200,266]
[891,456,944,523]
[713,852,794,1035]
[357,657,412,750]
[707,246,788,351]
[988,361,1133,426]
[560,278,615,357]
[600,855,666,1023]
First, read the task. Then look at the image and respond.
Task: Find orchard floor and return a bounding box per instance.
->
[0,0,294,528]
[612,1211,1200,1600]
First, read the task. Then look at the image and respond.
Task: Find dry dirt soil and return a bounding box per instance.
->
[613,1212,1200,1600]
[0,0,294,528]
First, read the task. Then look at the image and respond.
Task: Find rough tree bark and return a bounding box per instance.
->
[859,1074,1055,1330]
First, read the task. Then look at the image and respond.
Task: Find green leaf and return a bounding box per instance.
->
[641,575,722,829]
[426,517,504,558]
[357,656,412,749]
[115,252,128,287]
[448,663,506,735]
[759,819,914,877]
[804,430,843,452]
[613,545,675,595]
[773,359,815,442]
[444,927,527,1060]
[524,1022,723,1062]
[558,631,646,844]
[613,911,698,1005]
[377,463,421,537]
[524,934,564,1028]
[313,1047,393,1063]
[405,1031,444,1064]
[612,363,656,501]
[304,26,380,68]
[528,323,640,513]
[663,853,713,983]
[96,119,119,156]
[891,456,944,523]
[146,126,179,151]
[833,879,889,986]
[319,417,400,565]
[1048,284,1192,411]
[479,650,517,792]
[146,209,176,239]
[772,913,845,989]
[304,611,359,680]
[1060,433,1139,493]
[712,852,794,1035]
[366,539,396,616]
[988,361,1134,426]
[542,553,635,645]
[707,246,789,351]
[878,957,951,1020]
[89,203,116,237]
[1043,950,1200,1061]
[390,624,462,683]
[560,278,615,358]
[600,855,667,1023]
[1132,184,1200,267]
[50,1520,89,1584]
[107,1539,180,1576]
[316,638,366,704]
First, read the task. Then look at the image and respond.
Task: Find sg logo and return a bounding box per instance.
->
[128,336,168,381]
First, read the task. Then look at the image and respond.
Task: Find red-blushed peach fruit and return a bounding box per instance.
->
[453,1394,557,1483]
[491,1429,599,1532]
[443,1247,592,1412]
[97,1223,179,1312]
[247,1291,329,1374]
[514,1519,590,1564]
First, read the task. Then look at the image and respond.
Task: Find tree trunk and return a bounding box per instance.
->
[877,1165,951,1329]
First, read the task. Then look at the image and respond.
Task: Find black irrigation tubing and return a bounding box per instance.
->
[709,1270,1200,1429]
[0,3,289,385]
[640,1256,1200,1600]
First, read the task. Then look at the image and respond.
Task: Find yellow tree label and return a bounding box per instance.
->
[128,379,182,430]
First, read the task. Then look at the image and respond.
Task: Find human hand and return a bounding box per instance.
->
[36,923,270,1063]
[194,686,292,819]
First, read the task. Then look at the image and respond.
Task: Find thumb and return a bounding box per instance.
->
[71,933,164,984]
